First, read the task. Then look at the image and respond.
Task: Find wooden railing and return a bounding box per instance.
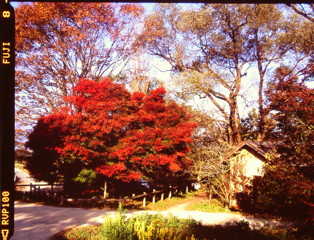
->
[15,183,63,192]
[15,183,193,208]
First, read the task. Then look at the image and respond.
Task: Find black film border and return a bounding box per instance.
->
[0,0,15,240]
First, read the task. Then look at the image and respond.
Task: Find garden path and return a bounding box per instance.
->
[12,200,288,240]
[164,194,291,229]
[165,193,206,211]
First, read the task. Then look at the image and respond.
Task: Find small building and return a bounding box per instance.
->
[227,140,278,207]
[230,140,277,178]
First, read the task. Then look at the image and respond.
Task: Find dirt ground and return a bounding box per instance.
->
[12,197,290,240]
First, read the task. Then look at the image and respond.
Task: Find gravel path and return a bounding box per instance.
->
[12,201,119,240]
[159,197,285,229]
[12,200,287,240]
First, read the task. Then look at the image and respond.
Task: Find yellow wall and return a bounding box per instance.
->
[237,149,264,177]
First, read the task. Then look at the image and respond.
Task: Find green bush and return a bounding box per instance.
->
[101,212,200,240]
[52,218,314,240]
[101,212,134,240]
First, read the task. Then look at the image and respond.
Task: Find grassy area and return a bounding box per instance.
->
[145,190,231,213]
[145,194,193,211]
[50,225,103,240]
[188,199,231,213]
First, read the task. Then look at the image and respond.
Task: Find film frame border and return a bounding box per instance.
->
[0,0,311,239]
[1,0,15,239]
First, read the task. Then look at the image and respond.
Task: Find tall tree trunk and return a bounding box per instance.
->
[256,31,267,141]
[257,72,267,141]
[208,188,213,204]
[229,99,242,145]
[231,61,243,145]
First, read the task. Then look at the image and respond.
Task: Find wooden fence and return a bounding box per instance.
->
[15,183,193,208]
[16,183,63,192]
[15,183,64,203]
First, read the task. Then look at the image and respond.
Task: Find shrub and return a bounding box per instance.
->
[101,212,134,240]
[52,218,314,240]
[101,212,200,240]
[238,170,311,220]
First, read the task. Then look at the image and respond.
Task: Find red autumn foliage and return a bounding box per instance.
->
[252,65,314,219]
[26,78,196,184]
[266,66,314,162]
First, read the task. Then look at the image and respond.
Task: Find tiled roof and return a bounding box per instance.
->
[232,140,278,159]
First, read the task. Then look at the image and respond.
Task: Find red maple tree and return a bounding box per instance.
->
[26,78,196,191]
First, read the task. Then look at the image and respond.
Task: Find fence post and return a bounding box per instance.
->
[161,193,164,201]
[30,183,32,193]
[168,186,172,199]
[143,192,146,207]
[132,193,135,209]
[152,189,156,204]
[60,195,64,206]
[34,186,37,201]
[186,185,189,194]
[119,196,123,206]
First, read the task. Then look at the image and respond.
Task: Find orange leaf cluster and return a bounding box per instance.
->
[28,78,197,182]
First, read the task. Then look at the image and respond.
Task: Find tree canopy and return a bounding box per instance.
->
[246,62,314,219]
[266,63,314,165]
[16,3,313,147]
[136,3,313,145]
[15,2,144,147]
[26,78,196,190]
